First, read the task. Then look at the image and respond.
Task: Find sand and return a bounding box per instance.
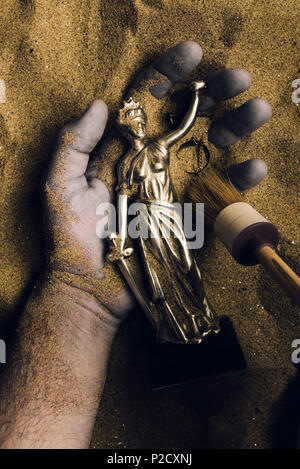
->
[0,0,299,449]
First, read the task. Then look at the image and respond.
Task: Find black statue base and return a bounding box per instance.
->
[144,316,247,390]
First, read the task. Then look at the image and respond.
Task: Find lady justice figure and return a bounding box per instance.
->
[108,81,220,344]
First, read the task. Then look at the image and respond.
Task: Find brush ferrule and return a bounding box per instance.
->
[214,202,279,266]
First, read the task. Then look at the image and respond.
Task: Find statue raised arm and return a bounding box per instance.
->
[159,81,206,148]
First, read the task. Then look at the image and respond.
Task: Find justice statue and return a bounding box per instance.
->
[107,80,220,344]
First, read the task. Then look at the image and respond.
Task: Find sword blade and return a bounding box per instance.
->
[113,250,156,329]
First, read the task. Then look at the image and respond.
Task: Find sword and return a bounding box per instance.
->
[106,233,156,329]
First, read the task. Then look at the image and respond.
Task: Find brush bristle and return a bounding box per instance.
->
[187,168,243,225]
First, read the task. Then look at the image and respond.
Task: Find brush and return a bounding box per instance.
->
[188,168,300,306]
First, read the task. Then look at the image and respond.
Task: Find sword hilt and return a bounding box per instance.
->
[106,232,133,263]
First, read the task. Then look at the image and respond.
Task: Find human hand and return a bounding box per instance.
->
[43,42,208,322]
[134,42,271,190]
[195,66,271,189]
[43,41,271,324]
[43,100,135,321]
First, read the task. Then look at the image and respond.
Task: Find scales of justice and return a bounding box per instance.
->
[107,80,220,345]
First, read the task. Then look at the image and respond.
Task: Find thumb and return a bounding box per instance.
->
[48,100,108,185]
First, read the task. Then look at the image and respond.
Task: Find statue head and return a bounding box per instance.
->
[117,97,147,139]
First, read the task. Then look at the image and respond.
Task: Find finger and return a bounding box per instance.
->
[227,158,267,191]
[127,41,203,100]
[208,98,272,148]
[199,68,251,111]
[48,100,108,184]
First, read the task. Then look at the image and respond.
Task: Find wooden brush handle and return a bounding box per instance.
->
[257,245,300,306]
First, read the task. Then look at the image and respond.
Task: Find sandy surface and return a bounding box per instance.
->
[0,0,299,448]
